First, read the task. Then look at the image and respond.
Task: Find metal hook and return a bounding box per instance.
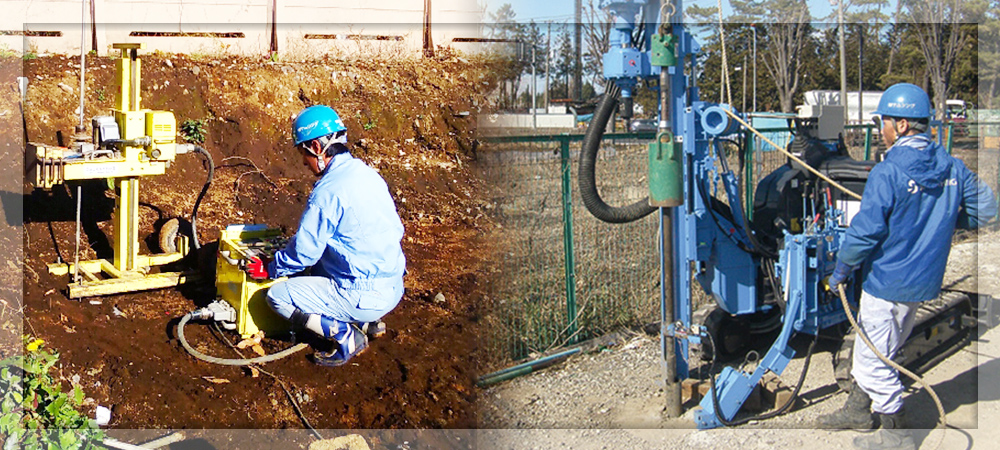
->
[740,349,760,372]
[659,3,677,22]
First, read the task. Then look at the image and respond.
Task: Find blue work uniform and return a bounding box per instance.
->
[838,133,995,414]
[265,151,406,325]
[839,134,996,302]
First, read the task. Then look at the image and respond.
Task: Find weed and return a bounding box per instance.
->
[355,111,376,131]
[0,45,16,58]
[180,119,207,144]
[95,88,105,102]
[0,336,105,449]
[23,51,37,61]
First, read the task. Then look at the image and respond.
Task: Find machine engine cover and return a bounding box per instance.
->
[752,136,875,252]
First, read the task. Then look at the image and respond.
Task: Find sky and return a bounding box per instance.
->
[480,0,898,25]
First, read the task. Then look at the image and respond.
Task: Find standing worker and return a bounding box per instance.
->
[818,83,996,449]
[243,105,406,367]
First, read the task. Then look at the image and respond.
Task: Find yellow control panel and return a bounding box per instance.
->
[215,225,291,338]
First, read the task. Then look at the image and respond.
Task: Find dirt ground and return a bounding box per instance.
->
[478,322,999,450]
[1,49,500,444]
[478,221,1000,449]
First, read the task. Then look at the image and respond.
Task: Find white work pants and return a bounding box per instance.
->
[850,290,920,414]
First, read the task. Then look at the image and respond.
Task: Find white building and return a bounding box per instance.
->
[0,0,486,58]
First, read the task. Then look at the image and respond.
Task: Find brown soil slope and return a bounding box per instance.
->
[3,50,498,432]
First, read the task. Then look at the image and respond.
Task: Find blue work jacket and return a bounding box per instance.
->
[268,152,406,295]
[838,134,996,302]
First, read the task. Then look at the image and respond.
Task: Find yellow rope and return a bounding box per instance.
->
[716,0,732,106]
[723,108,863,201]
[837,285,946,450]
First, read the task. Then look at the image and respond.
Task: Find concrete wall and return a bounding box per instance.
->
[479,113,577,129]
[0,0,485,57]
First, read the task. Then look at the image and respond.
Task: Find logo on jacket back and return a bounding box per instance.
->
[907,178,958,194]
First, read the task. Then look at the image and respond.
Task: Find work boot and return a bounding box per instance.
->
[816,382,875,430]
[361,320,386,338]
[853,411,916,450]
[312,324,368,367]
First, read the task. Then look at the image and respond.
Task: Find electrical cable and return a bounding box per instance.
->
[706,329,818,426]
[837,284,947,450]
[190,146,214,250]
[177,312,309,366]
[210,322,323,439]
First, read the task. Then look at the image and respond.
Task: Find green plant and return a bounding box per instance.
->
[95,88,105,102]
[355,111,376,131]
[22,51,37,61]
[0,337,104,449]
[180,118,206,144]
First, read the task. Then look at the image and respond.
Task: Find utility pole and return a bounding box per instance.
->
[573,0,582,101]
[742,55,747,112]
[532,42,537,128]
[546,21,551,112]
[858,24,864,125]
[838,0,847,123]
[751,24,757,113]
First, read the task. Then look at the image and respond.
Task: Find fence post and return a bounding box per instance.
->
[559,136,578,343]
[864,125,872,161]
[946,122,954,154]
[744,130,754,221]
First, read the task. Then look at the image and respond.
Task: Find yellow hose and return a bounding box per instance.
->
[837,285,946,450]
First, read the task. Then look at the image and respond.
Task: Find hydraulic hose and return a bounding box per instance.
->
[579,83,657,223]
[177,312,308,366]
[707,330,818,426]
[709,138,778,260]
[837,285,947,449]
[190,146,214,250]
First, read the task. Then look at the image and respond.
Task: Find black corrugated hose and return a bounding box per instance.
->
[578,83,657,224]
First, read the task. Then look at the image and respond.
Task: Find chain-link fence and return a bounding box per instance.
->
[478,133,658,366]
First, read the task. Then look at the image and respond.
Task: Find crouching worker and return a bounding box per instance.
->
[243,105,406,367]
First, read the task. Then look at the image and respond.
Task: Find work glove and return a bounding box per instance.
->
[243,256,271,281]
[826,261,856,291]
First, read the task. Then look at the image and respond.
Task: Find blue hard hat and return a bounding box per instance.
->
[293,105,346,145]
[874,83,931,119]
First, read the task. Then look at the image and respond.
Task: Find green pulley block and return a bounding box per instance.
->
[651,33,677,67]
[649,131,683,207]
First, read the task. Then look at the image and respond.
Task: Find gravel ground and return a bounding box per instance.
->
[478,231,1000,450]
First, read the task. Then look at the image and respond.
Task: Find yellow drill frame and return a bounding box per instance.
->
[33,43,200,298]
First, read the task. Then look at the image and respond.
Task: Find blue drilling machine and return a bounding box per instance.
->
[579,0,984,428]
